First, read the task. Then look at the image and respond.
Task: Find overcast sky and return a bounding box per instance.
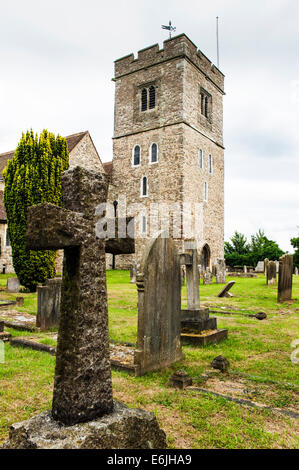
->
[0,0,298,251]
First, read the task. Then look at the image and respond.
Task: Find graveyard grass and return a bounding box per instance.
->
[0,272,299,449]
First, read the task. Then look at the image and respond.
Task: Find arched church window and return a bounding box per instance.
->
[133,145,141,166]
[204,181,208,202]
[199,149,203,169]
[141,176,148,197]
[208,154,213,174]
[141,88,147,111]
[150,143,158,163]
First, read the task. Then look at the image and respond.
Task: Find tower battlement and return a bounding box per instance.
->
[114,34,224,93]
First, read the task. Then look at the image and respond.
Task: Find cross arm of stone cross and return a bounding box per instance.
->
[26,203,87,250]
[26,204,135,254]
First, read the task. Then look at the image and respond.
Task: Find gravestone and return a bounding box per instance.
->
[37,278,62,330]
[216,259,226,284]
[267,261,277,286]
[129,262,137,283]
[295,267,299,276]
[217,280,236,298]
[264,258,269,280]
[3,166,166,449]
[179,244,227,345]
[244,265,247,273]
[135,232,184,376]
[203,269,212,285]
[275,260,279,273]
[7,278,20,293]
[277,254,293,303]
[255,261,264,273]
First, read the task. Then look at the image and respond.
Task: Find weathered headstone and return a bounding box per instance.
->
[3,166,167,449]
[275,260,279,273]
[267,261,277,286]
[7,278,20,293]
[168,370,192,389]
[217,280,235,298]
[243,265,247,273]
[37,278,62,330]
[135,232,184,376]
[255,261,264,273]
[203,269,212,285]
[216,259,226,284]
[129,262,137,283]
[264,258,269,279]
[295,267,299,276]
[277,254,293,303]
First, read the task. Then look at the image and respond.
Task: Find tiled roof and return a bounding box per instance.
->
[0,131,89,179]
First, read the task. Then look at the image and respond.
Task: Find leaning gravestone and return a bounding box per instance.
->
[37,278,62,330]
[277,254,293,303]
[216,259,226,284]
[135,232,184,376]
[3,166,166,449]
[7,278,20,293]
[267,261,277,286]
[217,280,236,298]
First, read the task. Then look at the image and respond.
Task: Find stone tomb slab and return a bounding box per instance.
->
[181,329,228,346]
[0,310,37,332]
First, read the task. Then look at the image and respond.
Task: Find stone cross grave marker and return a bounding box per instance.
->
[216,259,226,284]
[277,254,293,303]
[180,246,200,310]
[26,166,134,425]
[217,280,236,298]
[267,261,277,286]
[135,232,184,376]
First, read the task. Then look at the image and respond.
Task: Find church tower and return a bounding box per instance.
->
[108,34,225,269]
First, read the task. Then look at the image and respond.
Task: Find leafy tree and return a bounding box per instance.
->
[291,236,299,267]
[224,229,284,267]
[3,129,69,291]
[224,231,250,255]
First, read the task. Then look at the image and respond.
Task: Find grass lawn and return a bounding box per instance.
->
[0,271,299,448]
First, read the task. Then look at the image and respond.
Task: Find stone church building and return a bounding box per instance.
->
[0,33,224,274]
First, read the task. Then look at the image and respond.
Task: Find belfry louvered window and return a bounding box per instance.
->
[149,86,155,109]
[141,89,147,111]
[200,88,211,119]
[141,86,156,111]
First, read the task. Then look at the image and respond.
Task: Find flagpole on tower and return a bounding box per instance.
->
[216,16,220,69]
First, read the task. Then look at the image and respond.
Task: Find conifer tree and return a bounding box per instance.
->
[3,129,69,291]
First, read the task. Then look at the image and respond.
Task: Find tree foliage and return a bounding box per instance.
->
[3,129,69,291]
[225,229,284,267]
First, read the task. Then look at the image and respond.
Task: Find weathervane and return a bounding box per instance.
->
[162,20,176,39]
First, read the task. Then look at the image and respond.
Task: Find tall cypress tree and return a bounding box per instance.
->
[3,129,69,291]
